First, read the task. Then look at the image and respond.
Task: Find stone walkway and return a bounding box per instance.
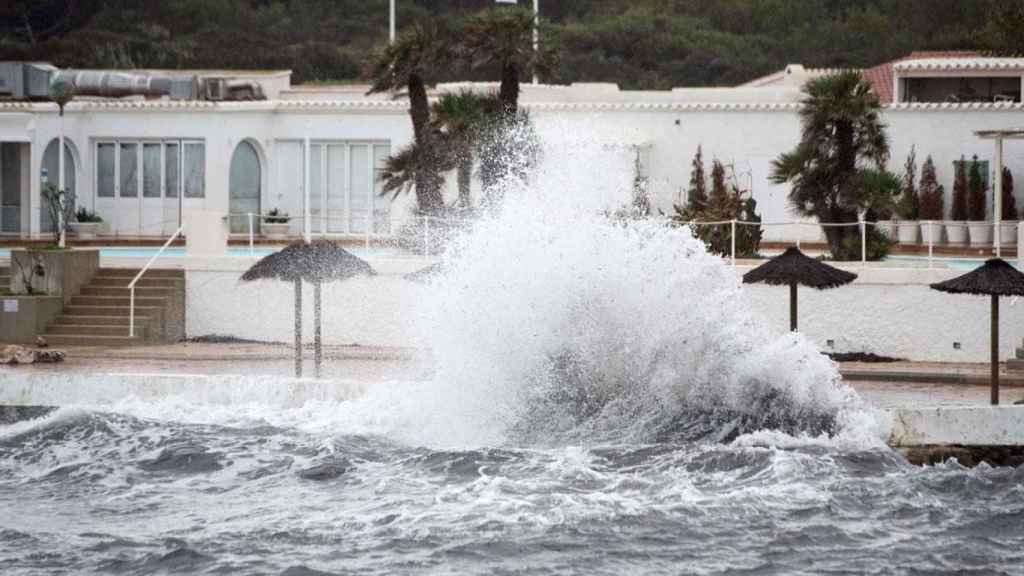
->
[3,342,1024,407]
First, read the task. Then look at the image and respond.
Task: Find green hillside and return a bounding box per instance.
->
[1,0,1018,88]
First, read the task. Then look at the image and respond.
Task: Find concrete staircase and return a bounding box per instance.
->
[41,268,185,347]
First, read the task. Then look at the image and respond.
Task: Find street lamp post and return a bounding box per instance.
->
[389,0,396,43]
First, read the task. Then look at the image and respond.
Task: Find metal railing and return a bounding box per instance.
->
[129,225,184,338]
[222,212,1022,266]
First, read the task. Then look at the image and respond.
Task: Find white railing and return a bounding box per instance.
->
[222,212,1020,267]
[129,225,184,338]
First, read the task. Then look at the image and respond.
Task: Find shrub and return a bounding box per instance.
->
[74,207,103,223]
[895,147,918,219]
[834,226,893,261]
[686,146,707,212]
[918,155,944,221]
[1002,167,1017,220]
[673,158,762,258]
[967,155,987,221]
[264,208,289,224]
[951,156,969,221]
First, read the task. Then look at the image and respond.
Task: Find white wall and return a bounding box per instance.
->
[186,261,1024,363]
[21,102,1024,241]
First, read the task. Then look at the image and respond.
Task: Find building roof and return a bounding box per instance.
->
[861,51,983,104]
[894,57,1024,72]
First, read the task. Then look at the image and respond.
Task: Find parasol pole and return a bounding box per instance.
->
[294,279,303,378]
[789,281,798,332]
[314,281,323,379]
[992,294,999,405]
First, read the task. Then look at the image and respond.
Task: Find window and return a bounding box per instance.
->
[119,143,138,198]
[165,143,180,198]
[97,143,115,198]
[184,142,205,198]
[143,144,162,198]
[95,139,203,199]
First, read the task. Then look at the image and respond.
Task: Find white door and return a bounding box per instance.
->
[140,142,163,235]
[274,141,305,237]
[95,142,117,234]
[162,142,182,235]
[116,142,141,235]
[326,144,347,233]
[348,144,370,233]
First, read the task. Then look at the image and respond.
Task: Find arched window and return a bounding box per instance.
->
[229,140,261,233]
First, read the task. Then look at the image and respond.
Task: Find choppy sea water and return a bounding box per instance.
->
[2,404,1024,576]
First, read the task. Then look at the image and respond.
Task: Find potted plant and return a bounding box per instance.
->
[895,148,919,244]
[918,156,944,244]
[966,155,991,247]
[262,208,290,239]
[999,166,1017,246]
[70,207,103,240]
[947,156,969,244]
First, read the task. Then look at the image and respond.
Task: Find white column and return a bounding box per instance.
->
[58,129,66,247]
[303,135,311,242]
[994,137,1003,257]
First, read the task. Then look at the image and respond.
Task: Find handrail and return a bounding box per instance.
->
[129,225,184,338]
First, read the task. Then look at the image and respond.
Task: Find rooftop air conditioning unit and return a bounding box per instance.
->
[0,62,57,100]
[204,78,226,101]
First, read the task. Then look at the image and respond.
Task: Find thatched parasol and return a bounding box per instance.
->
[930,258,1024,405]
[241,239,374,378]
[403,262,445,283]
[742,247,858,332]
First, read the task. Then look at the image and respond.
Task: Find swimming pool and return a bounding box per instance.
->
[0,246,415,260]
[884,254,1020,270]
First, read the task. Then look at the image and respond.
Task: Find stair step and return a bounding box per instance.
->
[89,277,182,288]
[45,324,141,337]
[63,305,163,317]
[94,268,184,279]
[42,334,143,347]
[80,286,174,297]
[70,295,167,307]
[54,315,150,326]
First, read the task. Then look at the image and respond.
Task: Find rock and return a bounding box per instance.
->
[0,345,65,365]
[35,336,48,348]
[1015,399,1024,406]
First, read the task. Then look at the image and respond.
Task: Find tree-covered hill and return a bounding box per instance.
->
[0,0,1017,88]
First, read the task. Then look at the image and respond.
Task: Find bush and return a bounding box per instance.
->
[918,155,944,220]
[74,207,103,223]
[951,156,968,221]
[264,208,289,224]
[833,225,893,261]
[673,157,762,258]
[895,147,919,219]
[1002,167,1017,220]
[967,155,987,221]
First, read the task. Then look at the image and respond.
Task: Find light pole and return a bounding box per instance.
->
[532,0,539,85]
[389,0,396,44]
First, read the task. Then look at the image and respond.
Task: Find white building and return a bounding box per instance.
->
[1,51,1023,243]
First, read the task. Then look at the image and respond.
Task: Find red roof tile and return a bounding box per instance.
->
[861,50,982,104]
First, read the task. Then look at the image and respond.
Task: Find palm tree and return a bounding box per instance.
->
[431,90,498,209]
[367,21,452,214]
[460,7,556,116]
[770,71,890,257]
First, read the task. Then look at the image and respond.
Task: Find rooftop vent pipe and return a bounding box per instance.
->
[51,69,200,100]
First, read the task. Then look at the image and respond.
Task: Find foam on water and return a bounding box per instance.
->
[315,128,885,449]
